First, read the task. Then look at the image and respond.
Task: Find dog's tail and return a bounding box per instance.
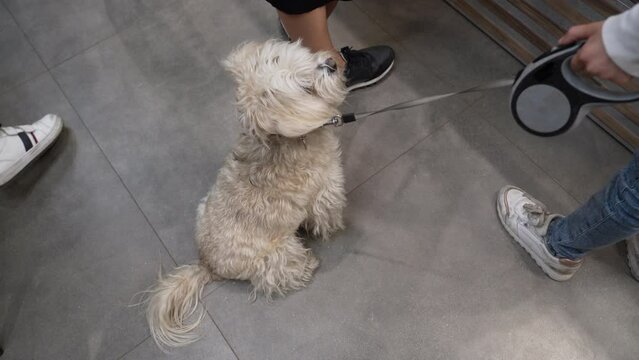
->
[145,264,218,350]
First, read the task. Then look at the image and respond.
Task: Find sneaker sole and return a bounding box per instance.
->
[0,116,63,186]
[496,187,574,282]
[346,60,394,91]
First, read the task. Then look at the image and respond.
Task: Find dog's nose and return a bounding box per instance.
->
[321,58,337,73]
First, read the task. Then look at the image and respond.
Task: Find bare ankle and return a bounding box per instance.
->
[331,48,346,69]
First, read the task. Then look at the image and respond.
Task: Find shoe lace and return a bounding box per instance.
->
[340,47,370,74]
[523,203,548,227]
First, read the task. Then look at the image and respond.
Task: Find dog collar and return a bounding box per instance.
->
[323,113,357,127]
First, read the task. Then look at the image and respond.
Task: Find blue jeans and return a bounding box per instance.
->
[547,151,639,260]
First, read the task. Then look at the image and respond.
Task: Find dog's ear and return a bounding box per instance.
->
[273,96,338,138]
[223,42,260,81]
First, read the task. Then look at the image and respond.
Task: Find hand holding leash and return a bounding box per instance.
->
[560,22,632,85]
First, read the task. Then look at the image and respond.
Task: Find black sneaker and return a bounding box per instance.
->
[341,46,395,91]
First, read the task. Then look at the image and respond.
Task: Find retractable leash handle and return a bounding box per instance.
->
[510,41,639,136]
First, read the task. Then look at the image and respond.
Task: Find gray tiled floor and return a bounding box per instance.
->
[0,5,45,93]
[0,0,636,359]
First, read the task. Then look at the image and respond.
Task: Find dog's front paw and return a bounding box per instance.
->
[313,220,343,242]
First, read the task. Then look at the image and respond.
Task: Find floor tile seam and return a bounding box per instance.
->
[46,2,179,72]
[45,69,179,267]
[349,0,457,87]
[349,0,585,206]
[476,112,585,206]
[112,288,231,357]
[204,308,241,360]
[1,1,50,71]
[349,249,465,281]
[47,31,120,71]
[345,94,483,196]
[7,0,171,72]
[2,4,179,358]
[5,0,183,266]
[3,3,178,256]
[203,281,229,299]
[115,334,151,360]
[0,69,50,98]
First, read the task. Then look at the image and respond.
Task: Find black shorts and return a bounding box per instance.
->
[266,0,349,15]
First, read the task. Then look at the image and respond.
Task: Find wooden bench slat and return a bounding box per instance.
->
[506,0,565,38]
[480,0,551,50]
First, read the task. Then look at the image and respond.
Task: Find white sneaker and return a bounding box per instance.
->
[627,235,639,281]
[0,114,63,186]
[497,185,583,281]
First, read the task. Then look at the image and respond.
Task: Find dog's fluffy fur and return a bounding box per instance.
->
[145,40,347,350]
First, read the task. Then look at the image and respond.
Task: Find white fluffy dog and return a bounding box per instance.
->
[145,40,347,349]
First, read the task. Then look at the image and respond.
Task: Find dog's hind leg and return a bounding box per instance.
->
[250,235,319,300]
